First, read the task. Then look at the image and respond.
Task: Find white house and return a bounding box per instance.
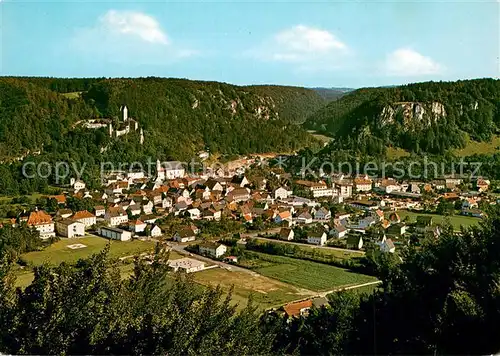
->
[56,219,85,238]
[296,211,313,224]
[146,224,162,237]
[27,210,55,239]
[94,206,106,217]
[98,226,132,241]
[156,160,185,181]
[274,187,292,200]
[129,219,147,233]
[354,178,372,192]
[331,225,348,238]
[72,210,96,228]
[142,201,154,215]
[173,229,197,243]
[335,181,353,198]
[307,231,327,246]
[105,207,129,226]
[71,178,86,192]
[279,227,294,240]
[128,202,142,216]
[199,242,227,258]
[187,208,201,220]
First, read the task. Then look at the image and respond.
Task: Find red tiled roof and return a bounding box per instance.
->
[27,210,53,226]
[73,210,95,219]
[283,300,313,317]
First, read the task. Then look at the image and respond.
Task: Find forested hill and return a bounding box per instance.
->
[0,77,325,160]
[304,78,500,154]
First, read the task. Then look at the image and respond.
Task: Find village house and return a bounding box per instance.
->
[72,210,96,228]
[71,178,86,192]
[476,178,490,192]
[199,242,227,258]
[346,235,364,250]
[283,300,313,318]
[226,187,251,202]
[376,179,401,194]
[307,230,327,246]
[354,177,372,192]
[295,180,334,198]
[202,208,222,221]
[129,219,147,233]
[204,178,224,192]
[168,258,205,273]
[173,228,197,243]
[275,210,292,224]
[330,225,348,238]
[296,211,313,224]
[350,200,379,211]
[27,210,56,239]
[380,238,396,253]
[98,226,132,241]
[146,224,162,237]
[279,227,294,241]
[127,202,142,216]
[352,216,376,230]
[94,205,106,217]
[50,194,67,205]
[105,207,129,227]
[156,160,185,181]
[56,219,85,238]
[142,200,155,215]
[462,198,479,210]
[314,207,331,221]
[387,223,407,237]
[56,208,73,219]
[231,175,250,187]
[274,186,292,200]
[335,180,353,198]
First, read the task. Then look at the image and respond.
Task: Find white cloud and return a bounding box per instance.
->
[248,25,350,70]
[70,10,197,65]
[383,48,444,76]
[100,10,169,45]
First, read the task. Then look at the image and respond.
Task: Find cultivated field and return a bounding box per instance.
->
[453,135,500,156]
[393,210,481,230]
[193,268,313,309]
[22,235,156,266]
[239,251,376,292]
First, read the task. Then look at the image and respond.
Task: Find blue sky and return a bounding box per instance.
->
[0,0,498,88]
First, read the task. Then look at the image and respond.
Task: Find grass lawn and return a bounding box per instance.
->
[253,238,364,261]
[386,146,411,160]
[453,134,500,156]
[22,235,156,266]
[293,244,364,260]
[393,210,480,230]
[193,268,313,310]
[61,91,83,99]
[307,130,333,145]
[240,252,377,292]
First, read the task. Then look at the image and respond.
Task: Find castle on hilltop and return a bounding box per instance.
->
[108,105,144,144]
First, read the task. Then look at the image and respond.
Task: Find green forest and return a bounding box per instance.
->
[0,77,326,194]
[305,78,500,154]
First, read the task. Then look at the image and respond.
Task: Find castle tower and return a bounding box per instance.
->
[140,128,144,145]
[120,105,128,122]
